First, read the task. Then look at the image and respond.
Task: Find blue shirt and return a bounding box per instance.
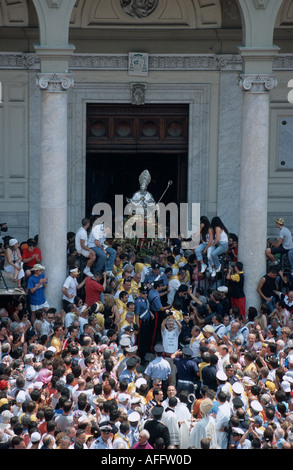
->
[27,273,46,305]
[173,357,199,382]
[144,269,168,286]
[90,437,113,449]
[148,288,162,313]
[135,296,151,320]
[144,357,171,380]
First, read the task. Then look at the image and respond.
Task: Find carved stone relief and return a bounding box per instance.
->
[120,0,159,18]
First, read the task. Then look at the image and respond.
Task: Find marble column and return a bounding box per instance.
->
[36,73,74,310]
[238,74,278,309]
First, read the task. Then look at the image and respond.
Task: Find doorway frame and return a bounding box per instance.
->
[68,82,210,230]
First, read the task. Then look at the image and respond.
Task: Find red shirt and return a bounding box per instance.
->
[85,277,103,307]
[22,247,42,268]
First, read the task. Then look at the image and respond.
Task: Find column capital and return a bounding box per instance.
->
[36,72,74,92]
[238,73,278,93]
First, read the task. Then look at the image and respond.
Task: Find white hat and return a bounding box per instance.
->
[119,336,131,347]
[70,268,80,274]
[125,345,138,353]
[217,286,228,293]
[31,432,41,443]
[9,238,18,246]
[242,377,254,386]
[99,424,113,432]
[31,263,45,271]
[117,393,130,403]
[135,377,147,388]
[250,400,263,412]
[281,380,291,393]
[216,370,227,381]
[232,382,244,395]
[203,325,214,333]
[128,411,140,422]
[232,427,244,436]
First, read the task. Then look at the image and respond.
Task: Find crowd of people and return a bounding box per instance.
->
[0,215,293,450]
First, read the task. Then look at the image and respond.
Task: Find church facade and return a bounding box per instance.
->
[1,0,293,307]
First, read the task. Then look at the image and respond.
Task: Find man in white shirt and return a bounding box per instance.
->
[167,269,186,305]
[265,217,293,265]
[161,314,182,385]
[61,268,84,311]
[161,314,182,355]
[75,218,96,277]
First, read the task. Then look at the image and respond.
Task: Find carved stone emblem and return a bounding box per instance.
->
[131,83,146,105]
[120,0,159,18]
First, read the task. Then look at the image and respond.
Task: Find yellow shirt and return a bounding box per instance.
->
[243,362,257,375]
[93,313,105,330]
[131,279,141,297]
[115,298,127,316]
[113,262,123,277]
[50,335,62,356]
[134,262,150,274]
[198,361,209,381]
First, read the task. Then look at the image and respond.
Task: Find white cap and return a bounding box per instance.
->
[216,370,227,381]
[135,377,147,388]
[250,400,263,412]
[232,382,244,394]
[232,427,244,435]
[31,432,41,443]
[128,411,140,422]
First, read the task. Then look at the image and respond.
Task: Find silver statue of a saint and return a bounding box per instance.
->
[126,169,156,215]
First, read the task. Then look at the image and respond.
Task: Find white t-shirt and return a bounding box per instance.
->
[62,275,78,303]
[92,224,106,248]
[162,325,180,354]
[75,226,88,253]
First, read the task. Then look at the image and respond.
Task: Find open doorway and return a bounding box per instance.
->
[86,151,187,215]
[86,103,189,216]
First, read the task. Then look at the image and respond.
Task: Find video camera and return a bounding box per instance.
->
[0,223,8,232]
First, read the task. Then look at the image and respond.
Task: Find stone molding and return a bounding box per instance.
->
[36,73,74,92]
[1,52,293,71]
[238,74,278,93]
